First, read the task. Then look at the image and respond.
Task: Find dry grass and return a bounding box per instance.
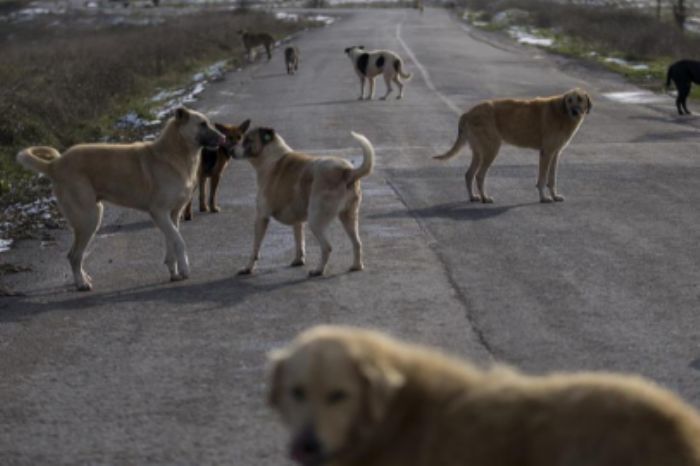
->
[460,0,700,61]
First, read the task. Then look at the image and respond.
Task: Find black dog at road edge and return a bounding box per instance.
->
[666,59,700,115]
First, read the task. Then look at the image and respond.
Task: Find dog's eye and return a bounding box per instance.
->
[327,389,348,405]
[291,386,306,402]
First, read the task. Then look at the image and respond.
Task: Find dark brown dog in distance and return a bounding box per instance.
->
[184,119,250,221]
[434,88,592,203]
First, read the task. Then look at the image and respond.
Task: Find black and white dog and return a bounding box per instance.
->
[666,59,700,115]
[344,46,412,100]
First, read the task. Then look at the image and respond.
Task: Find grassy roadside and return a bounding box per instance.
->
[458,1,699,95]
[0,9,317,242]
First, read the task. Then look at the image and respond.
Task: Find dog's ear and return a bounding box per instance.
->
[356,353,405,423]
[344,47,352,54]
[585,94,592,114]
[267,349,288,408]
[239,119,251,133]
[175,107,190,123]
[260,127,275,144]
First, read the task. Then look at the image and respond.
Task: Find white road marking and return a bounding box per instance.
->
[395,21,463,116]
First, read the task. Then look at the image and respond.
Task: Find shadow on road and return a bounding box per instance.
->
[295,99,364,107]
[369,201,537,222]
[97,220,153,236]
[0,273,308,323]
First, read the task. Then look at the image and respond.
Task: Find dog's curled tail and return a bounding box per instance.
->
[433,113,469,161]
[347,131,374,183]
[16,146,61,175]
[394,59,413,81]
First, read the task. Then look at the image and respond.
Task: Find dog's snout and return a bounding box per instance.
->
[290,427,323,464]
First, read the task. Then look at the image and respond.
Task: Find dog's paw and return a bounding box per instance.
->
[170,274,186,282]
[481,196,495,204]
[349,264,364,272]
[199,205,209,213]
[380,96,388,101]
[183,214,192,221]
[237,268,253,276]
[76,283,93,292]
[552,194,565,202]
[210,205,221,213]
[540,197,554,204]
[469,195,482,203]
[290,258,305,267]
[308,269,324,278]
[397,95,403,100]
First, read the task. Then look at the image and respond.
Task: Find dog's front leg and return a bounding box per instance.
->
[546,150,565,202]
[209,174,221,212]
[368,77,376,100]
[238,216,269,275]
[537,149,555,203]
[290,223,305,267]
[151,210,189,281]
[359,76,366,100]
[199,176,208,212]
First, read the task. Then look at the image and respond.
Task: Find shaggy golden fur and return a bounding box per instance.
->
[17,108,223,291]
[232,128,374,277]
[434,88,592,203]
[269,325,700,466]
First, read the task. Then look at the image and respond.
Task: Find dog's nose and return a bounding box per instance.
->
[290,428,323,463]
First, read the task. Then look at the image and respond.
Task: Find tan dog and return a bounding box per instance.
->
[434,88,592,203]
[17,108,223,291]
[238,29,274,61]
[232,128,374,277]
[269,325,700,466]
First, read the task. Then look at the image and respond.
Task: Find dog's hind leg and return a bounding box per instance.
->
[184,198,193,221]
[308,199,335,277]
[359,77,366,100]
[465,146,482,202]
[393,75,404,100]
[291,223,305,267]
[151,210,189,281]
[239,216,269,275]
[381,74,393,100]
[209,174,221,213]
[677,82,691,115]
[339,199,363,272]
[546,150,565,202]
[56,187,103,291]
[475,146,499,204]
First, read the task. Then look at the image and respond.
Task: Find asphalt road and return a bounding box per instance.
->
[2,7,700,465]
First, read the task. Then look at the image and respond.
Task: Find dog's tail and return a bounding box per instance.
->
[433,113,469,161]
[394,58,413,81]
[16,146,61,175]
[347,131,374,184]
[665,66,673,92]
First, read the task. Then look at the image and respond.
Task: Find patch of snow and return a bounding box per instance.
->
[275,11,300,22]
[602,90,668,105]
[115,111,160,130]
[308,14,335,25]
[0,238,12,253]
[508,27,553,47]
[603,57,649,71]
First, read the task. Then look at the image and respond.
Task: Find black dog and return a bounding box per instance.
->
[666,59,700,115]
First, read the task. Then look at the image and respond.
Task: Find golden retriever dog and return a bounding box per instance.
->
[17,107,223,291]
[344,46,412,100]
[232,128,374,277]
[268,325,700,466]
[434,88,592,203]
